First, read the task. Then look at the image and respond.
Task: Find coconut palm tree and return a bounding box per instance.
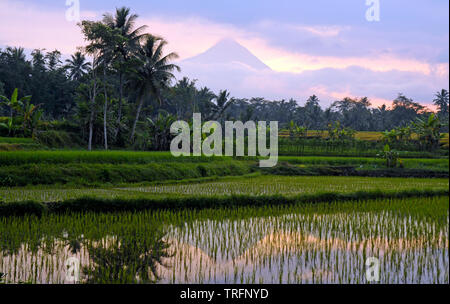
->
[412,113,443,151]
[211,90,234,121]
[80,20,122,150]
[433,89,449,121]
[5,47,26,61]
[147,110,177,151]
[102,7,148,139]
[127,36,180,142]
[65,52,91,81]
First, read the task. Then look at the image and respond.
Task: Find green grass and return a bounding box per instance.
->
[1,151,447,187]
[0,161,253,187]
[2,151,447,168]
[276,156,449,170]
[1,175,447,205]
[0,137,34,144]
[0,151,243,166]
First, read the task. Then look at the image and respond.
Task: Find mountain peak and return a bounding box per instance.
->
[182,38,271,71]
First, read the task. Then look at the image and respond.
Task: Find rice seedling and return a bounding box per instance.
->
[0,176,447,203]
[0,196,448,284]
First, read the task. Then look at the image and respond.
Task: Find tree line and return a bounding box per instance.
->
[0,7,448,150]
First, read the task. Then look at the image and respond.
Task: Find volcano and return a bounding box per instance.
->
[181,38,271,71]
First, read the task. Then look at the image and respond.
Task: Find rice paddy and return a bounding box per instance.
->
[1,176,448,203]
[1,149,448,285]
[0,196,448,284]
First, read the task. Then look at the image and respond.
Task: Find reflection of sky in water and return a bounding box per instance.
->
[1,212,448,284]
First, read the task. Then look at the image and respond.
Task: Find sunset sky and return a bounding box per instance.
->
[0,0,448,107]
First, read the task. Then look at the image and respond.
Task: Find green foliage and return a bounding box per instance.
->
[413,113,444,151]
[146,110,177,151]
[377,144,400,168]
[288,120,307,139]
[0,151,238,166]
[34,130,82,149]
[276,156,449,170]
[0,189,447,218]
[83,226,171,283]
[327,121,356,141]
[0,161,252,187]
[0,195,448,283]
[0,88,44,138]
[0,137,34,144]
[382,126,412,145]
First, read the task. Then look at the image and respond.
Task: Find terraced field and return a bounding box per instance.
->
[1,175,448,203]
[1,196,448,284]
[0,149,448,285]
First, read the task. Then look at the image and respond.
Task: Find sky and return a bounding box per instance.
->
[0,0,448,108]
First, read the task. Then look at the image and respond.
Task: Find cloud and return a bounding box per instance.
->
[0,0,101,55]
[178,61,448,107]
[136,17,446,76]
[0,0,447,107]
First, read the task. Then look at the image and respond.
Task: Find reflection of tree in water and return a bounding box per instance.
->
[81,227,172,284]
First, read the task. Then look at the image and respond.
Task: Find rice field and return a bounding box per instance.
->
[0,148,448,285]
[0,196,448,284]
[1,176,448,203]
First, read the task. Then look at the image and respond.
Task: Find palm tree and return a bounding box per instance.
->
[102,7,148,139]
[65,52,91,80]
[197,86,216,119]
[45,50,62,71]
[80,20,121,150]
[5,47,26,61]
[127,36,180,142]
[412,113,443,151]
[147,110,177,151]
[31,49,47,71]
[211,90,234,121]
[433,89,449,120]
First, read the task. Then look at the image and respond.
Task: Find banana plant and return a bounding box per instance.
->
[289,120,307,138]
[20,102,43,137]
[147,110,177,151]
[376,144,400,168]
[412,113,443,151]
[0,88,31,119]
[0,117,18,136]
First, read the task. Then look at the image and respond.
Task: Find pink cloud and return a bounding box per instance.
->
[0,0,95,54]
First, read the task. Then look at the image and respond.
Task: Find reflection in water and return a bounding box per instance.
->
[1,211,448,284]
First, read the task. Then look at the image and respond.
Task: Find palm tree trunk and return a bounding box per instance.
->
[130,97,144,142]
[114,72,123,140]
[88,63,97,151]
[103,67,108,150]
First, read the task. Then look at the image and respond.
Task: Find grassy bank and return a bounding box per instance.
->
[0,189,447,218]
[0,161,253,187]
[0,151,244,166]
